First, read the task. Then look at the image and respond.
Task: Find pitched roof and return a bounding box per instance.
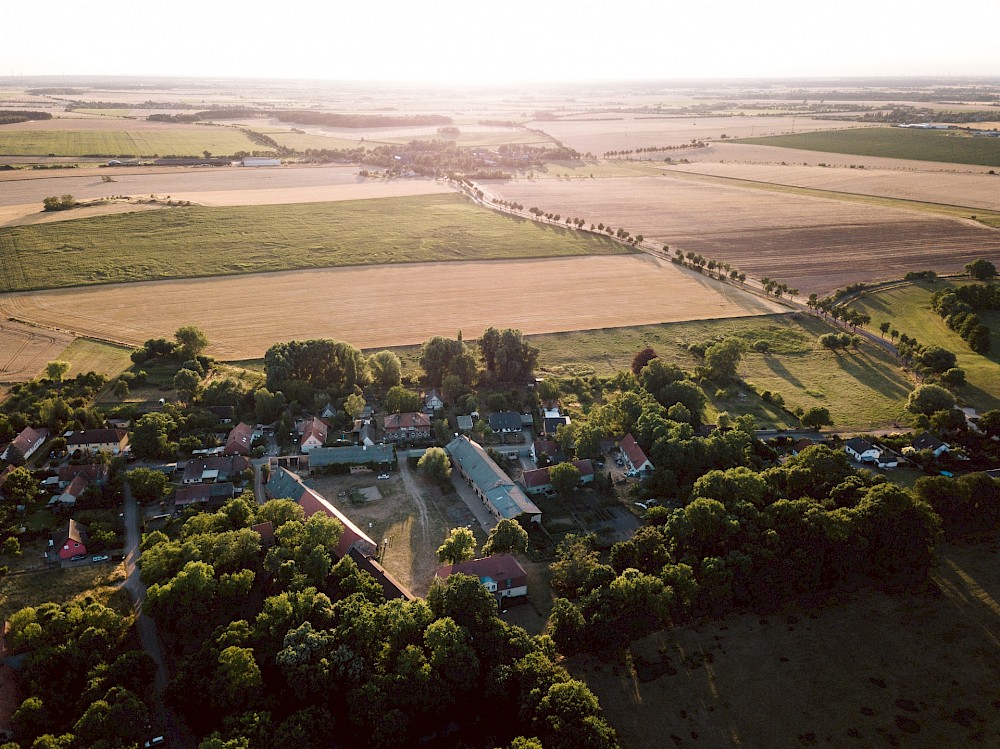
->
[621,434,651,468]
[6,426,47,458]
[66,428,127,446]
[383,412,431,430]
[58,464,107,484]
[912,432,948,451]
[845,437,877,454]
[300,416,328,446]
[175,484,211,505]
[446,436,540,519]
[488,412,523,432]
[522,459,594,489]
[348,547,415,601]
[182,455,250,483]
[225,422,254,454]
[792,438,814,453]
[436,554,527,590]
[456,415,474,431]
[251,520,274,543]
[62,474,90,498]
[53,519,89,549]
[308,444,394,468]
[543,416,570,434]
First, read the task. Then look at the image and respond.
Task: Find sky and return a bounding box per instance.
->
[4,0,999,84]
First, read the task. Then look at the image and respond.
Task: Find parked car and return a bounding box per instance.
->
[144,738,166,748]
[70,554,86,561]
[92,555,110,563]
[377,474,390,480]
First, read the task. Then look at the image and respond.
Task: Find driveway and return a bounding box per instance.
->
[448,472,498,532]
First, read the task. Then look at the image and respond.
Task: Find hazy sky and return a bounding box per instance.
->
[4,0,998,83]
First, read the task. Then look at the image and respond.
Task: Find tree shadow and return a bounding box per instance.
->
[762,355,805,389]
[834,352,911,400]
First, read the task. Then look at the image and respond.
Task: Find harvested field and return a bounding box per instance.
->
[0,320,72,383]
[0,193,632,292]
[574,537,1000,749]
[529,114,870,155]
[664,162,1000,210]
[488,175,1000,295]
[736,127,1000,167]
[1,201,166,227]
[0,256,785,360]
[0,128,259,157]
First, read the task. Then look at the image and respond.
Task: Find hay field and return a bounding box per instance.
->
[58,338,135,380]
[0,128,258,157]
[0,256,785,360]
[0,320,72,382]
[0,193,631,292]
[574,538,1000,749]
[529,114,870,154]
[665,162,1000,210]
[488,175,1000,295]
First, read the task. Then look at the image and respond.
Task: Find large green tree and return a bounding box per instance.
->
[175,326,209,359]
[436,528,477,564]
[367,350,402,389]
[479,327,539,382]
[131,412,177,459]
[127,468,169,504]
[417,447,452,484]
[482,518,529,556]
[264,339,366,399]
[906,384,956,416]
[419,336,478,387]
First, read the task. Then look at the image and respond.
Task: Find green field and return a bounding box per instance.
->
[0,128,261,157]
[0,563,129,622]
[526,313,913,430]
[60,338,134,379]
[0,193,631,292]
[848,281,1000,412]
[734,127,1000,167]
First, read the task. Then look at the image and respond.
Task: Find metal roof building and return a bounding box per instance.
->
[446,436,541,522]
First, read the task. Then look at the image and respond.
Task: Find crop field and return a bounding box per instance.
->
[58,338,134,379]
[0,193,632,292]
[665,162,1000,210]
[0,128,260,157]
[576,537,1000,749]
[847,281,1000,412]
[487,175,1000,295]
[0,320,72,383]
[529,313,913,429]
[528,114,870,154]
[735,127,1000,167]
[0,256,785,360]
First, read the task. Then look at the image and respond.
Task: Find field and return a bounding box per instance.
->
[0,256,785,359]
[665,162,1000,211]
[529,114,871,155]
[0,320,72,383]
[487,175,1000,295]
[0,128,260,157]
[0,562,129,623]
[58,338,135,379]
[574,536,1000,749]
[0,193,633,292]
[848,281,1000,412]
[735,127,1000,167]
[529,313,913,429]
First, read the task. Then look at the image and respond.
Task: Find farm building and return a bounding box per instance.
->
[1,426,48,464]
[265,466,377,558]
[52,519,89,561]
[300,416,329,453]
[446,436,541,523]
[520,459,595,496]
[242,157,282,167]
[435,554,528,601]
[383,412,432,442]
[307,444,395,471]
[65,429,129,456]
[225,422,254,456]
[620,434,654,473]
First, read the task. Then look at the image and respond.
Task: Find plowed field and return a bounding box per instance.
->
[0,320,72,382]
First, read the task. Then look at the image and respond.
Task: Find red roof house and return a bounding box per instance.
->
[435,554,528,599]
[520,459,594,495]
[225,422,254,456]
[1,426,49,464]
[620,434,653,473]
[300,417,329,453]
[53,519,89,560]
[383,412,431,442]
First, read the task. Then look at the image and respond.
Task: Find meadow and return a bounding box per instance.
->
[848,281,1000,412]
[59,338,135,380]
[0,128,260,157]
[0,193,631,292]
[735,127,1000,167]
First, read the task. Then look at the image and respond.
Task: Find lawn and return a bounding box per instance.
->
[848,281,1000,412]
[0,128,260,157]
[0,563,129,622]
[734,127,1000,167]
[0,193,631,292]
[60,338,134,379]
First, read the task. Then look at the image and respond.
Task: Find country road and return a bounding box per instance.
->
[398,460,431,549]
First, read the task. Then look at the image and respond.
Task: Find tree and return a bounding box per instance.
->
[704,339,744,382]
[964,258,997,280]
[479,327,538,382]
[264,339,366,398]
[175,325,209,359]
[417,447,452,484]
[127,467,169,503]
[173,368,202,403]
[550,462,581,496]
[384,386,422,414]
[0,467,38,506]
[906,384,956,416]
[550,534,599,597]
[344,393,366,420]
[112,378,130,398]
[131,412,176,459]
[630,347,658,376]
[536,379,561,402]
[800,406,833,429]
[879,321,891,337]
[436,528,476,564]
[367,350,402,389]
[420,336,478,387]
[917,346,957,374]
[44,361,70,381]
[482,518,529,556]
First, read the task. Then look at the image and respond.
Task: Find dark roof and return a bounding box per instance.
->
[543,416,570,435]
[207,405,235,419]
[58,464,108,484]
[845,437,876,454]
[792,438,814,453]
[912,433,948,451]
[488,412,523,432]
[348,547,415,601]
[308,444,394,467]
[182,455,250,483]
[66,429,127,446]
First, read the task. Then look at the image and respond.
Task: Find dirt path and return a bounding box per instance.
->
[398,461,431,549]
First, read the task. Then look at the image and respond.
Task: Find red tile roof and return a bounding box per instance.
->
[58,464,107,484]
[225,422,254,455]
[62,474,90,498]
[383,412,431,431]
[436,554,528,591]
[621,434,650,469]
[175,485,211,505]
[300,417,328,447]
[296,484,377,558]
[522,459,594,489]
[6,426,48,459]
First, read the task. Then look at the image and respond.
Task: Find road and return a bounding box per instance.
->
[398,460,432,548]
[122,485,194,749]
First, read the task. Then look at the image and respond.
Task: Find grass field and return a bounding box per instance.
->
[848,281,1000,412]
[59,338,135,379]
[735,127,1000,167]
[527,313,913,429]
[0,128,260,157]
[0,193,631,292]
[0,563,129,623]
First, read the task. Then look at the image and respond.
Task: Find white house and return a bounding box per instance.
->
[2,426,48,463]
[300,417,328,453]
[435,554,528,600]
[911,433,951,458]
[845,437,898,469]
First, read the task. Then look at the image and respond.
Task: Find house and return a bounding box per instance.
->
[383,412,431,442]
[911,433,951,458]
[265,466,377,558]
[435,554,528,600]
[542,416,571,436]
[530,440,566,466]
[351,420,376,447]
[844,437,898,469]
[520,459,595,495]
[320,403,338,420]
[307,444,395,472]
[488,412,523,434]
[65,429,129,456]
[225,422,254,456]
[1,426,48,464]
[181,455,250,484]
[50,474,90,507]
[456,415,475,433]
[57,464,108,489]
[424,389,444,412]
[53,519,89,560]
[174,482,234,510]
[349,547,414,601]
[620,434,654,473]
[251,520,275,546]
[791,438,815,456]
[446,436,541,523]
[300,417,329,453]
